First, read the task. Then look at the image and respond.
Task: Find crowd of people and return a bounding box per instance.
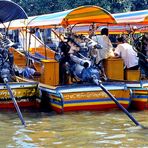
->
[0,26,147,83]
[54,27,148,84]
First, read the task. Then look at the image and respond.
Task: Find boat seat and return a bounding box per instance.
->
[103,58,124,80]
[125,69,140,81]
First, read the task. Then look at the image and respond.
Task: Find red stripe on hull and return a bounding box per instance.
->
[52,104,129,113]
[131,101,148,111]
[0,101,40,109]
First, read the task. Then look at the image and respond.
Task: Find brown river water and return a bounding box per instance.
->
[0,109,148,148]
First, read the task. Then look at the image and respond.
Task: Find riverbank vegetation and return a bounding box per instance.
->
[12,0,148,16]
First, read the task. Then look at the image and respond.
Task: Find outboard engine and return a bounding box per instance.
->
[56,38,101,85]
[81,66,100,82]
[69,54,100,83]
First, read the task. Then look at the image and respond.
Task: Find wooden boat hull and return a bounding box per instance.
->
[127,81,148,111]
[0,82,40,109]
[11,47,148,111]
[39,83,130,113]
[130,89,148,110]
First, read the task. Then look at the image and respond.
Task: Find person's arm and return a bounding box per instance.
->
[34,71,41,76]
[114,53,120,57]
[29,67,41,77]
[114,45,121,57]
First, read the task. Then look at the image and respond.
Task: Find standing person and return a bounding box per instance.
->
[57,41,71,85]
[137,33,148,77]
[88,28,114,80]
[114,36,139,70]
[91,27,115,64]
[141,33,148,57]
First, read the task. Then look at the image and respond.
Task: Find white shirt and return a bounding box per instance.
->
[114,43,139,68]
[91,35,114,63]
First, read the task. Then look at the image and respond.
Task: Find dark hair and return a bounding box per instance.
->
[117,36,125,43]
[67,37,75,43]
[101,28,108,36]
[59,41,70,55]
[67,37,80,48]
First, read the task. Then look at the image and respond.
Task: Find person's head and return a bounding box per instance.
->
[88,28,96,38]
[60,41,70,55]
[67,37,80,47]
[101,28,109,36]
[117,36,126,43]
[144,33,148,39]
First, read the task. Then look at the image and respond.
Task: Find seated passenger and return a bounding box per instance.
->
[22,67,37,79]
[15,62,41,79]
[114,36,139,70]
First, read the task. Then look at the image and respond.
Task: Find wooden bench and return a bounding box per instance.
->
[103,58,124,80]
[125,69,140,81]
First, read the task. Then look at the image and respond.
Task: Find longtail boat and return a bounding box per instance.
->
[0,78,39,109]
[126,81,148,110]
[39,83,130,113]
[10,6,132,113]
[0,0,39,110]
[5,5,148,113]
[111,10,148,110]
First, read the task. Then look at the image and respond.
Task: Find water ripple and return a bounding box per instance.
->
[0,110,148,147]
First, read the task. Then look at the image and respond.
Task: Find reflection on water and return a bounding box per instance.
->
[1,110,148,147]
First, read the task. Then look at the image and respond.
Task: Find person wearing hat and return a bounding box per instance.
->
[114,36,139,70]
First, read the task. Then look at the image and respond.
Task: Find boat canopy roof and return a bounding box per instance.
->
[60,5,117,27]
[0,0,27,23]
[27,5,117,28]
[113,9,148,25]
[103,9,148,34]
[1,5,116,29]
[2,5,148,33]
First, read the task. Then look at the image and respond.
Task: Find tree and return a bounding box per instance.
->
[12,0,148,16]
[131,0,148,11]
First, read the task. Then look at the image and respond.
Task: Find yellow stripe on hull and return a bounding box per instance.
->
[132,91,148,95]
[0,88,37,99]
[52,103,63,109]
[50,95,61,101]
[132,98,147,102]
[62,90,129,101]
[64,101,129,107]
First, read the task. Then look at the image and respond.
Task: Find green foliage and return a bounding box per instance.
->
[12,0,148,16]
[131,0,148,11]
